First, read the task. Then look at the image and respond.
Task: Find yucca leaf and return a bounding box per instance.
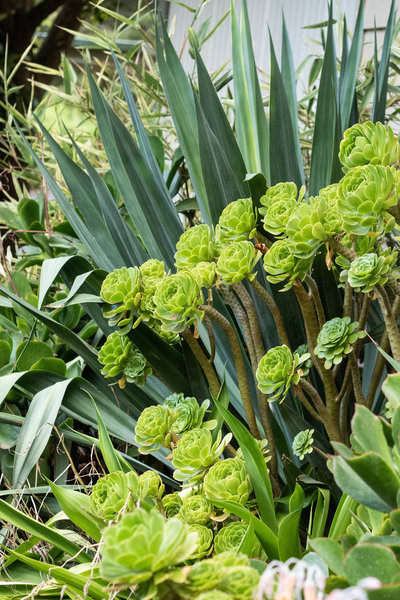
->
[90,396,125,473]
[195,47,249,197]
[339,0,364,131]
[269,32,302,186]
[156,17,210,224]
[372,0,395,122]
[231,0,269,180]
[86,67,180,267]
[14,121,114,271]
[0,499,91,562]
[309,2,338,195]
[280,15,304,184]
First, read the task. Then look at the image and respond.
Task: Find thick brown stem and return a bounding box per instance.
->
[294,384,323,423]
[199,305,260,439]
[349,352,366,405]
[298,378,326,416]
[342,282,353,319]
[249,279,291,348]
[181,328,220,398]
[305,274,326,327]
[375,285,400,364]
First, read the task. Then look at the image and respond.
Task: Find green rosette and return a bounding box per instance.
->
[183,558,223,594]
[203,458,252,505]
[188,524,214,559]
[339,121,400,173]
[256,345,307,402]
[216,241,261,284]
[263,239,312,291]
[337,164,400,235]
[137,276,163,325]
[154,271,204,333]
[292,429,314,460]
[90,471,139,520]
[162,492,182,518]
[164,393,211,434]
[99,508,197,585]
[197,593,233,600]
[172,428,232,482]
[214,521,261,557]
[98,332,151,386]
[219,565,260,600]
[285,201,323,259]
[314,316,366,369]
[311,183,343,238]
[179,494,213,525]
[100,266,142,333]
[340,251,398,293]
[138,470,165,499]
[217,198,257,245]
[174,224,215,269]
[140,259,166,279]
[259,181,302,236]
[135,405,177,454]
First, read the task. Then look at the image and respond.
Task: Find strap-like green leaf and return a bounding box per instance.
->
[372,0,395,123]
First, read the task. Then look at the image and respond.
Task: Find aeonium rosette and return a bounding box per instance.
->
[174,224,215,269]
[340,251,398,293]
[172,428,232,482]
[314,316,366,369]
[263,238,312,291]
[154,271,204,334]
[90,471,140,520]
[216,240,261,284]
[259,181,303,236]
[339,120,400,173]
[216,197,257,246]
[134,404,178,454]
[100,266,142,333]
[203,458,253,505]
[256,345,310,402]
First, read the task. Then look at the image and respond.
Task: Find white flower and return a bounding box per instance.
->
[254,558,325,600]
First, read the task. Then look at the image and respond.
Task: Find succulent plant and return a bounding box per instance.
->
[137,276,162,325]
[285,201,324,259]
[263,239,312,291]
[140,258,166,279]
[339,121,400,173]
[164,393,212,434]
[314,317,366,369]
[188,524,214,559]
[172,429,232,482]
[135,405,177,454]
[214,521,261,557]
[154,271,204,333]
[337,164,400,235]
[197,592,233,600]
[236,439,270,464]
[216,241,261,284]
[294,344,312,377]
[183,558,223,594]
[292,429,315,460]
[174,224,215,269]
[203,458,252,505]
[162,492,182,518]
[259,182,302,236]
[100,266,142,333]
[179,494,214,525]
[138,470,165,499]
[256,345,306,402]
[214,552,251,568]
[98,333,152,386]
[311,183,343,238]
[99,508,197,584]
[340,251,398,293]
[90,471,140,520]
[219,565,260,600]
[216,198,257,245]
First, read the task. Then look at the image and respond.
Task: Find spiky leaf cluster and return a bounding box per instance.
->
[175,224,215,269]
[216,241,261,284]
[100,267,142,332]
[340,251,398,293]
[135,404,177,454]
[90,471,140,520]
[337,164,400,235]
[172,429,232,482]
[179,494,213,526]
[99,508,197,585]
[292,429,314,460]
[314,317,366,369]
[256,345,307,402]
[339,121,400,172]
[154,271,204,333]
[216,198,257,246]
[263,239,312,291]
[259,182,302,236]
[203,458,252,505]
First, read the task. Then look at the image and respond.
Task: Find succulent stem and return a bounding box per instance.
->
[199,304,260,440]
[348,352,366,405]
[249,279,291,348]
[305,274,326,327]
[375,285,400,363]
[181,328,221,398]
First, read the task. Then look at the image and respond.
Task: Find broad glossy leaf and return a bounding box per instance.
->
[309,538,345,576]
[344,543,400,585]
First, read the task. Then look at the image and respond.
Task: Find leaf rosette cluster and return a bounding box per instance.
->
[216,198,257,246]
[314,316,366,369]
[179,494,213,525]
[90,471,140,520]
[339,120,400,173]
[203,458,252,505]
[100,266,142,333]
[263,239,312,291]
[292,428,314,460]
[214,521,261,557]
[154,271,204,333]
[174,224,215,269]
[164,393,214,434]
[256,345,307,402]
[216,241,261,284]
[340,251,398,293]
[259,182,302,236]
[172,428,232,482]
[135,404,177,454]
